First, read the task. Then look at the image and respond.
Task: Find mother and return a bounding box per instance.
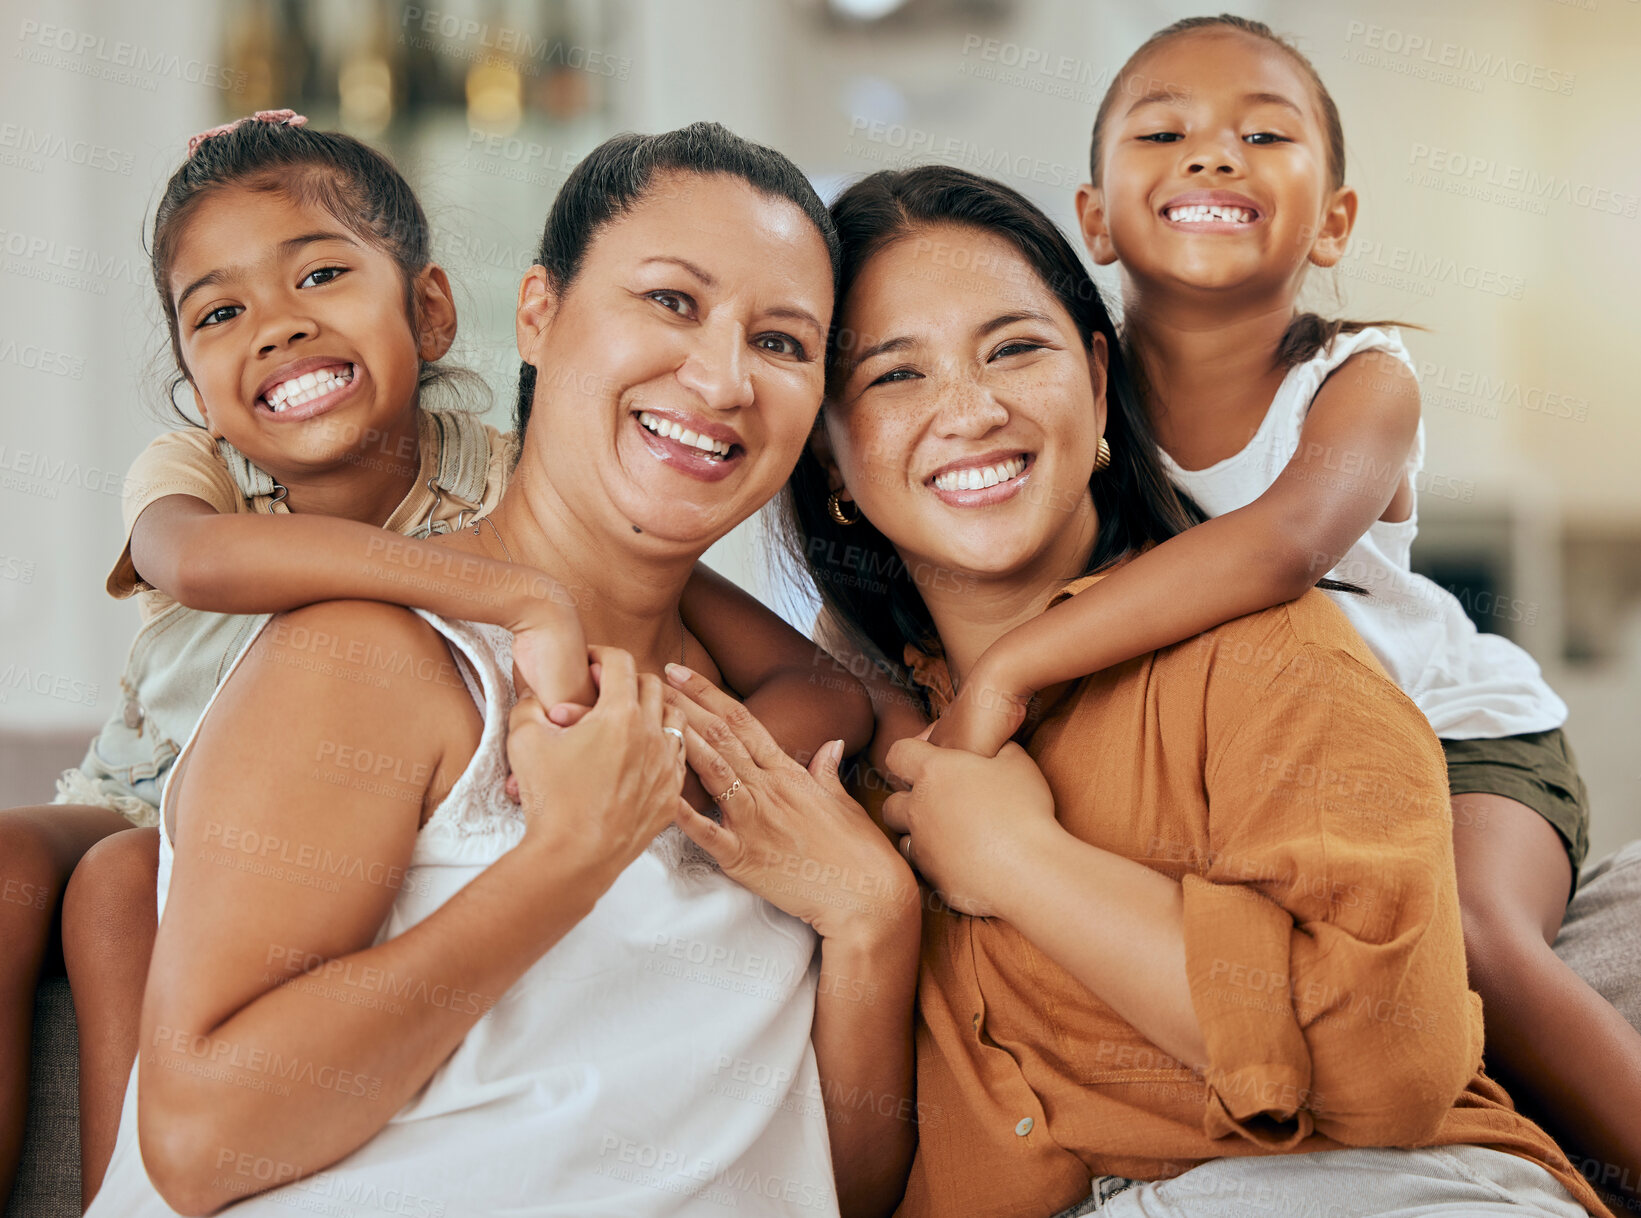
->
[86,125,918,1218]
[771,166,1608,1218]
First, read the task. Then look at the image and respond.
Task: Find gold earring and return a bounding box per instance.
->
[1094,436,1111,472]
[827,490,860,526]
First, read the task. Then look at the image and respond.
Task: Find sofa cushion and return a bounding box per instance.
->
[4,978,79,1218]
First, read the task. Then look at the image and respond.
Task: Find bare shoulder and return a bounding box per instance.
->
[175,600,481,831]
[1320,347,1422,420]
[246,599,462,684]
[246,598,481,751]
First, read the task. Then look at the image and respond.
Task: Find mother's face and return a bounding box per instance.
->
[823,224,1105,584]
[516,171,833,548]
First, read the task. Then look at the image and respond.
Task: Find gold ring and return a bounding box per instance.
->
[713,778,742,804]
[899,834,913,858]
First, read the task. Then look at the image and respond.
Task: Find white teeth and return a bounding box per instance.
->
[1165,204,1255,225]
[637,411,732,459]
[932,455,1027,493]
[264,365,353,410]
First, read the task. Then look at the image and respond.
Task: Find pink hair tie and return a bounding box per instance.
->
[187,109,308,157]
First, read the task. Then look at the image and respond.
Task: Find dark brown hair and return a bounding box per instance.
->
[1090,14,1408,369]
[150,118,463,425]
[777,165,1205,684]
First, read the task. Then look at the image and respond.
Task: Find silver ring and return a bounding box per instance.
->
[899,834,913,858]
[713,778,742,804]
[663,726,685,747]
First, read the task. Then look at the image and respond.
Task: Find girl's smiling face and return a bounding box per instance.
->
[513,171,833,550]
[1082,27,1355,302]
[170,184,453,478]
[823,223,1103,586]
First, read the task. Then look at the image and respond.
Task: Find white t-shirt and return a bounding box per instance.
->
[1158,326,1566,741]
[88,613,838,1218]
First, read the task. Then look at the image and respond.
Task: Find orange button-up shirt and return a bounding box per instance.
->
[886,578,1605,1218]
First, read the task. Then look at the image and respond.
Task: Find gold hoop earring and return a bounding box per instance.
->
[827,490,860,526]
[1094,436,1112,472]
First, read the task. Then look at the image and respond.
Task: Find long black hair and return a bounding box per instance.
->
[777,165,1204,681]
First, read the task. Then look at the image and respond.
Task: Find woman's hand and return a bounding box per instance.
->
[663,664,918,944]
[507,645,687,884]
[881,738,1061,918]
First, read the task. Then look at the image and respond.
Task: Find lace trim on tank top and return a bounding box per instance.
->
[418,616,721,878]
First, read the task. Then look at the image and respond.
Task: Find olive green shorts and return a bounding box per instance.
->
[1441,728,1590,894]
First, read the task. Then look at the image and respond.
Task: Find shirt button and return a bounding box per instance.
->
[1015,1117,1034,1137]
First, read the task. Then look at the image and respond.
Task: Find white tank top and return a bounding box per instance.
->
[90,613,839,1218]
[1157,326,1566,740]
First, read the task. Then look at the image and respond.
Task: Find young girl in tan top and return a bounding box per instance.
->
[757,164,1609,1217]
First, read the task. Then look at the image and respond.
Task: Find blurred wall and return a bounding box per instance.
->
[2,0,1638,855]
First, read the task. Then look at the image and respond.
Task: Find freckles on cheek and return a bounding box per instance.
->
[848,413,920,501]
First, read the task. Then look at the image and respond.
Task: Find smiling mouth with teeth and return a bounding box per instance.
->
[931,454,1028,492]
[637,410,736,460]
[263,364,356,412]
[1164,204,1257,224]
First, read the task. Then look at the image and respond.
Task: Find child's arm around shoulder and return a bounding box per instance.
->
[127,492,595,707]
[680,563,874,765]
[937,346,1421,756]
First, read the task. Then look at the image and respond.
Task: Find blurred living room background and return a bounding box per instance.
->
[2,0,1639,858]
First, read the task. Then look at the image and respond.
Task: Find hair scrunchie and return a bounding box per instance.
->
[187,109,308,157]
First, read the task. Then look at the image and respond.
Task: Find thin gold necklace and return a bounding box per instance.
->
[472,516,687,665]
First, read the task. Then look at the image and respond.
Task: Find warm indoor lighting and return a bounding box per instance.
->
[466,63,523,133]
[828,0,910,20]
[339,54,393,135]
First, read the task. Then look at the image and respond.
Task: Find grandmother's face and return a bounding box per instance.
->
[823,224,1104,583]
[516,172,832,549]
